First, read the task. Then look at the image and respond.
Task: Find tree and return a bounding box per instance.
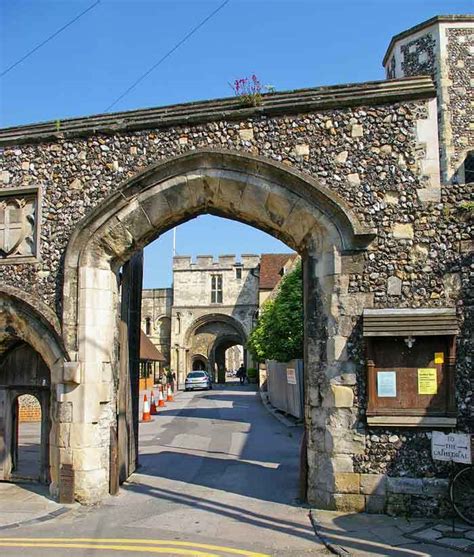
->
[248,261,303,362]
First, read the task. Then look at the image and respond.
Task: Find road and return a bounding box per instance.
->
[0,385,325,556]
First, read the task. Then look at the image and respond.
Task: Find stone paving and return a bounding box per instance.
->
[407,522,474,554]
[11,422,41,480]
[0,482,72,530]
[310,509,474,556]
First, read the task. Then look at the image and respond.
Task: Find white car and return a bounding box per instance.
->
[185,371,212,391]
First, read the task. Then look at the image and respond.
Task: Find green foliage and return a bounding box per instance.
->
[248,261,303,362]
[459,201,474,213]
[246,367,258,378]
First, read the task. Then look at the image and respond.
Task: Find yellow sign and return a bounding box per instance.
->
[434,352,444,364]
[418,368,438,395]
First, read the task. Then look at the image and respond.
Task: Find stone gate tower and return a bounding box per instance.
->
[383,15,473,186]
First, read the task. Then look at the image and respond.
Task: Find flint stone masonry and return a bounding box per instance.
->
[383,15,474,183]
[0,16,471,515]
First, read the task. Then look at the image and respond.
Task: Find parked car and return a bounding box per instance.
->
[185,371,212,391]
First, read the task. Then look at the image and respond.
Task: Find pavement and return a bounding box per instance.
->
[0,384,473,556]
[0,482,71,530]
[310,509,474,556]
[10,421,42,480]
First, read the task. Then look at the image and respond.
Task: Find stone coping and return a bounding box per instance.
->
[383,14,474,65]
[0,76,435,146]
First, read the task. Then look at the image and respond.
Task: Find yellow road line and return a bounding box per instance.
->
[0,541,218,555]
[0,538,270,557]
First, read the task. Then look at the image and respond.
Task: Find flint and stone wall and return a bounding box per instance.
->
[0,16,471,513]
[384,15,474,184]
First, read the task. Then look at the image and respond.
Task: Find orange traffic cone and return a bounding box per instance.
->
[158,386,166,407]
[142,394,152,422]
[150,390,158,415]
[166,384,174,402]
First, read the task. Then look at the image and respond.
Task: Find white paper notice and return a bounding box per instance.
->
[377,371,397,397]
[286,368,297,385]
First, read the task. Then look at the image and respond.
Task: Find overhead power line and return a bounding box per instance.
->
[1,0,101,78]
[104,0,231,113]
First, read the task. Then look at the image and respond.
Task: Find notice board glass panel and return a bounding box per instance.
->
[367,336,454,416]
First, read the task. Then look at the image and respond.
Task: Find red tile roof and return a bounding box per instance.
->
[259,253,297,290]
[140,330,165,361]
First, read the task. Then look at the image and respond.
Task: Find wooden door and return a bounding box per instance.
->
[117,252,143,483]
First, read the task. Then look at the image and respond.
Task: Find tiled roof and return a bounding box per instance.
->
[140,330,165,361]
[259,253,297,290]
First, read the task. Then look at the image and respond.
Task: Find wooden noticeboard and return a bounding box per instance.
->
[366,336,456,417]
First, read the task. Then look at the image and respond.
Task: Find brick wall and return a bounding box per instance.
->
[18,395,41,422]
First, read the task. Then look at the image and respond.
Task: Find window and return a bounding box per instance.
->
[235,266,242,280]
[211,274,223,303]
[145,317,151,335]
[464,151,474,184]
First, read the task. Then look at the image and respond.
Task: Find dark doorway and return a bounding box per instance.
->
[0,343,51,484]
[192,358,207,371]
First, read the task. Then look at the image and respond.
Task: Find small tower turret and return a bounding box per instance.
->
[383,15,473,185]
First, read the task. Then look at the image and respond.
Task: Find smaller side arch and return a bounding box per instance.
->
[192,354,208,372]
[1,347,51,484]
[0,286,69,380]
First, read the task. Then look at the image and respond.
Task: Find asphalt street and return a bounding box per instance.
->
[0,385,325,556]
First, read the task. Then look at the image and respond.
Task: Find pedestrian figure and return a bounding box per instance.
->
[166,368,174,391]
[237,363,247,385]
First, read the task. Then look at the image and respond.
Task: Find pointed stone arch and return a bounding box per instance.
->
[0,286,69,494]
[0,286,68,377]
[63,149,374,353]
[59,147,375,506]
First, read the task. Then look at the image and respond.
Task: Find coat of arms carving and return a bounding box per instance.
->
[0,190,38,260]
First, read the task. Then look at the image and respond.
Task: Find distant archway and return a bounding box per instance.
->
[192,356,207,372]
[12,394,43,481]
[184,314,247,383]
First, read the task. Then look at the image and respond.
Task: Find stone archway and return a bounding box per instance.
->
[192,355,208,372]
[212,335,245,384]
[62,148,374,506]
[182,313,248,383]
[0,287,68,495]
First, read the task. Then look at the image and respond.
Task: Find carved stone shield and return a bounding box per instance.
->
[0,196,36,258]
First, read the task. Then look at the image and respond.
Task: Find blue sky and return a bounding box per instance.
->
[1,0,471,287]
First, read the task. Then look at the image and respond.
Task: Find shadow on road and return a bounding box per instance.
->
[123,481,316,544]
[137,387,303,505]
[137,449,299,504]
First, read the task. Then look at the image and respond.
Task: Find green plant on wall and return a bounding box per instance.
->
[248,261,303,362]
[459,201,474,218]
[230,75,263,107]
